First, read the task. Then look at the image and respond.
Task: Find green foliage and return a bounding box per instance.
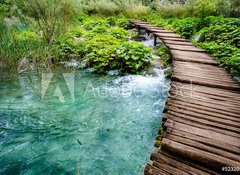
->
[57,36,86,58]
[171,18,202,38]
[67,26,85,38]
[157,44,172,66]
[87,0,120,16]
[84,35,121,73]
[116,42,152,73]
[121,1,151,18]
[0,0,12,17]
[115,17,131,29]
[229,0,240,17]
[14,0,78,44]
[197,42,240,76]
[0,25,53,68]
[12,30,40,41]
[154,2,188,18]
[108,27,130,40]
[198,23,240,47]
[193,0,217,18]
[83,35,152,74]
[83,19,109,30]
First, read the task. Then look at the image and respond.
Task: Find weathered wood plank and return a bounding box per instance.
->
[164,120,240,147]
[168,44,206,52]
[151,153,212,175]
[166,134,240,162]
[154,32,182,38]
[165,127,240,154]
[162,138,240,169]
[145,164,171,175]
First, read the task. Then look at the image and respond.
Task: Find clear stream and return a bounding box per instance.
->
[0,32,170,175]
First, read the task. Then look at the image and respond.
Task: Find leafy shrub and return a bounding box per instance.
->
[106,16,117,26]
[198,24,240,47]
[115,17,131,29]
[67,26,85,38]
[83,35,152,74]
[12,30,40,41]
[157,44,172,66]
[84,35,120,73]
[83,19,109,30]
[196,42,240,76]
[57,36,86,58]
[108,28,130,40]
[116,42,152,73]
[171,18,202,38]
[0,0,12,17]
[193,0,217,18]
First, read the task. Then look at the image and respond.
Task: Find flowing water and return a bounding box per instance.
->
[0,68,170,175]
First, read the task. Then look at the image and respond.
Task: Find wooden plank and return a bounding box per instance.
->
[152,161,190,175]
[164,120,240,147]
[171,81,240,99]
[167,99,240,118]
[161,138,240,169]
[160,37,189,42]
[165,114,240,139]
[151,153,212,175]
[168,96,240,114]
[165,127,240,155]
[169,90,240,109]
[165,41,194,46]
[145,164,171,175]
[145,26,164,30]
[154,32,182,38]
[168,44,206,52]
[172,75,240,90]
[171,50,212,59]
[167,109,240,133]
[165,134,240,162]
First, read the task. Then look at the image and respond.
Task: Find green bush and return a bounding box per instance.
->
[57,36,86,58]
[157,44,172,66]
[108,27,130,40]
[12,29,40,41]
[83,35,152,74]
[171,18,202,38]
[196,42,240,76]
[198,24,240,47]
[67,26,85,38]
[83,19,109,30]
[84,35,121,73]
[115,17,131,29]
[116,42,152,73]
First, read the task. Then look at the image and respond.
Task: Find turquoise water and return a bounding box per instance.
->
[0,69,169,175]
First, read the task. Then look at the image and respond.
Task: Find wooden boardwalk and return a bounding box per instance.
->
[129,19,240,175]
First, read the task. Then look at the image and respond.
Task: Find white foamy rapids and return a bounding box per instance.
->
[139,33,155,47]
